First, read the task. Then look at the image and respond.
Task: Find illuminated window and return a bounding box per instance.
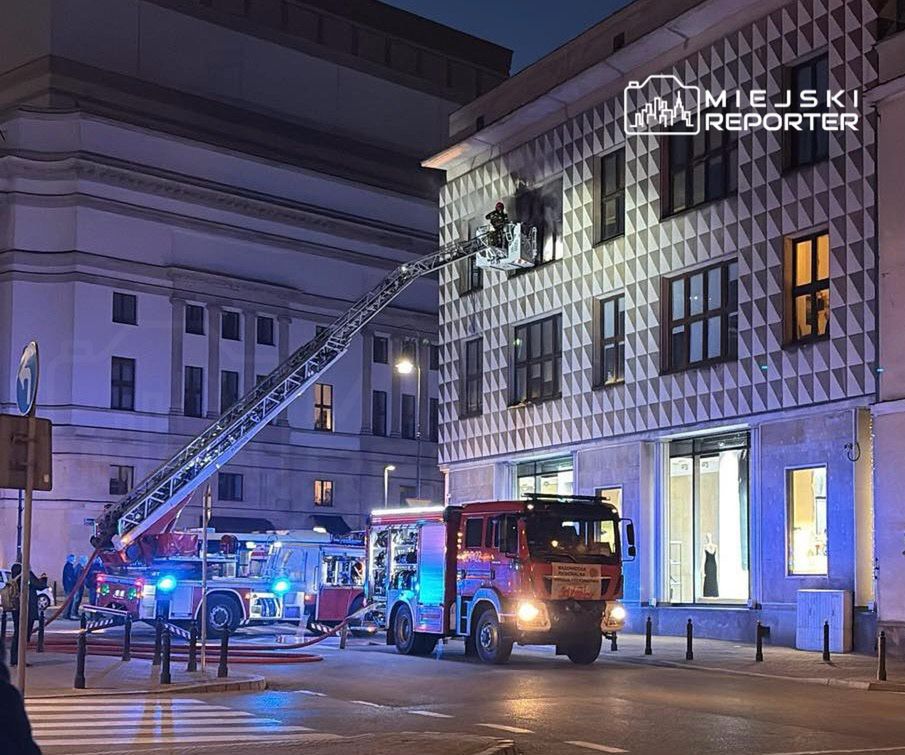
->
[516,457,573,498]
[314,479,334,508]
[511,314,562,403]
[314,383,333,431]
[788,467,827,575]
[514,176,563,266]
[599,149,625,242]
[785,232,830,345]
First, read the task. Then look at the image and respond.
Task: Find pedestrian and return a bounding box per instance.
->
[72,556,87,617]
[0,654,43,754]
[86,556,104,605]
[62,555,77,620]
[9,563,38,667]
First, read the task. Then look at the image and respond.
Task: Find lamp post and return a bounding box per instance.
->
[395,345,422,499]
[383,465,395,508]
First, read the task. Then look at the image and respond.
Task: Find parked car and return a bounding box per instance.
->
[0,568,54,611]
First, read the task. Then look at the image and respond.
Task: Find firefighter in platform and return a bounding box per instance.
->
[485,202,509,248]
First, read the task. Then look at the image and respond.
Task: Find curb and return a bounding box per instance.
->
[25,674,267,699]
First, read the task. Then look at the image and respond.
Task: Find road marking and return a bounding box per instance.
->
[763,749,905,755]
[35,733,339,748]
[297,689,328,697]
[28,711,257,722]
[31,717,278,729]
[349,700,384,708]
[476,723,534,734]
[566,740,630,753]
[408,710,454,718]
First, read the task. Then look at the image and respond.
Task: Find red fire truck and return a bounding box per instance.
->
[367,494,634,665]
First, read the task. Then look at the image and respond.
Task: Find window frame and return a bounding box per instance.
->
[784,230,830,346]
[314,479,334,507]
[110,356,136,411]
[184,365,204,418]
[783,53,830,171]
[256,316,275,346]
[218,472,244,502]
[314,383,334,431]
[185,304,205,335]
[460,337,483,418]
[598,148,626,243]
[786,465,828,577]
[661,260,739,373]
[595,294,626,387]
[112,292,137,325]
[221,311,241,341]
[510,313,562,405]
[663,123,738,217]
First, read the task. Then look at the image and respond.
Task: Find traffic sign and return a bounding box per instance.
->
[16,341,39,416]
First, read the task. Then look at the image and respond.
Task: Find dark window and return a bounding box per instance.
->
[514,176,564,266]
[112,293,137,325]
[111,357,135,411]
[429,398,439,442]
[185,304,205,335]
[429,344,440,371]
[785,231,830,345]
[666,126,737,215]
[512,314,562,404]
[458,255,483,295]
[221,311,241,341]
[220,370,239,413]
[372,390,387,436]
[373,336,389,364]
[184,366,204,417]
[878,0,905,38]
[785,55,829,170]
[314,480,334,507]
[401,394,416,439]
[598,294,626,386]
[600,149,625,242]
[256,316,274,345]
[664,260,738,372]
[460,338,483,417]
[109,465,133,496]
[399,485,416,505]
[314,383,333,431]
[218,472,243,502]
[464,518,483,548]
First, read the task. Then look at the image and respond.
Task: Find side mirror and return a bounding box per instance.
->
[621,519,637,562]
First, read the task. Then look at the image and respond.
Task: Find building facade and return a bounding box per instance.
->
[430,0,880,647]
[0,0,510,576]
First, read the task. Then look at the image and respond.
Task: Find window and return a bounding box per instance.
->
[184,366,204,417]
[401,394,416,439]
[399,485,416,505]
[664,260,738,372]
[112,293,137,325]
[401,339,416,362]
[667,432,749,604]
[256,316,274,345]
[785,55,829,169]
[314,479,334,507]
[514,176,564,266]
[185,304,205,335]
[516,457,573,498]
[597,294,625,386]
[599,149,625,242]
[666,126,737,215]
[464,518,484,548]
[785,231,830,345]
[458,256,483,295]
[372,390,387,436]
[429,344,440,371]
[314,383,333,431]
[788,467,828,575]
[460,338,483,417]
[512,314,562,404]
[220,370,239,413]
[373,336,389,364]
[221,311,240,341]
[111,357,135,411]
[878,0,905,38]
[428,398,439,442]
[218,472,243,502]
[109,465,134,496]
[595,487,623,514]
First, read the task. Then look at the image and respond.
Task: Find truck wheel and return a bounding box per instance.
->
[393,605,437,656]
[205,594,241,637]
[474,608,513,665]
[566,632,602,665]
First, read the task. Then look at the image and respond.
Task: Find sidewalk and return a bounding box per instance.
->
[600,632,903,691]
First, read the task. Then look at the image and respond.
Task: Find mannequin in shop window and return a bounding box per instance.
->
[703,532,719,598]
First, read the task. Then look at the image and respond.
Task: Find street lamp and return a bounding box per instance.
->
[396,346,422,499]
[383,464,395,508]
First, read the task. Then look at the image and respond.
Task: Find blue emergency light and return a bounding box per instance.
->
[271,578,291,595]
[156,574,178,593]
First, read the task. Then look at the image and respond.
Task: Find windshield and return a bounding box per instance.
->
[526,514,619,563]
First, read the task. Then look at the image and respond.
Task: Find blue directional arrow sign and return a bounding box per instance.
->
[16,341,39,416]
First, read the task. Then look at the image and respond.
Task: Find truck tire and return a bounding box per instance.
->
[205,594,242,637]
[566,632,602,665]
[473,608,513,665]
[393,605,437,656]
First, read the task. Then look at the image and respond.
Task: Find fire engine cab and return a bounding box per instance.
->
[367,494,634,665]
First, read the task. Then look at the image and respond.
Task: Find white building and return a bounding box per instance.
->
[0,0,511,577]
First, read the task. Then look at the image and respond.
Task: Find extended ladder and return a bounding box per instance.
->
[92,223,536,551]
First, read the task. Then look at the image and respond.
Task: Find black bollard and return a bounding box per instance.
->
[822,620,831,662]
[1,609,7,661]
[74,629,87,689]
[878,631,887,682]
[187,621,198,672]
[160,627,172,685]
[217,631,229,679]
[152,615,163,666]
[644,616,653,656]
[37,609,45,653]
[755,621,764,663]
[685,618,694,661]
[339,623,348,650]
[122,614,132,662]
[610,632,618,652]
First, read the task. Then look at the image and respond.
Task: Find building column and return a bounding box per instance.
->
[389,335,402,437]
[360,330,373,434]
[206,304,221,419]
[276,314,291,426]
[243,308,256,396]
[170,297,185,415]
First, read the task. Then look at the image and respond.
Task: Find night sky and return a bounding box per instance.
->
[383,0,632,72]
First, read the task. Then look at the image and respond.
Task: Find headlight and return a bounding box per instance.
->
[516,600,551,630]
[610,605,627,622]
[517,601,541,623]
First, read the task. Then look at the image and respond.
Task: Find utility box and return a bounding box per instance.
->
[0,414,53,491]
[796,589,852,653]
